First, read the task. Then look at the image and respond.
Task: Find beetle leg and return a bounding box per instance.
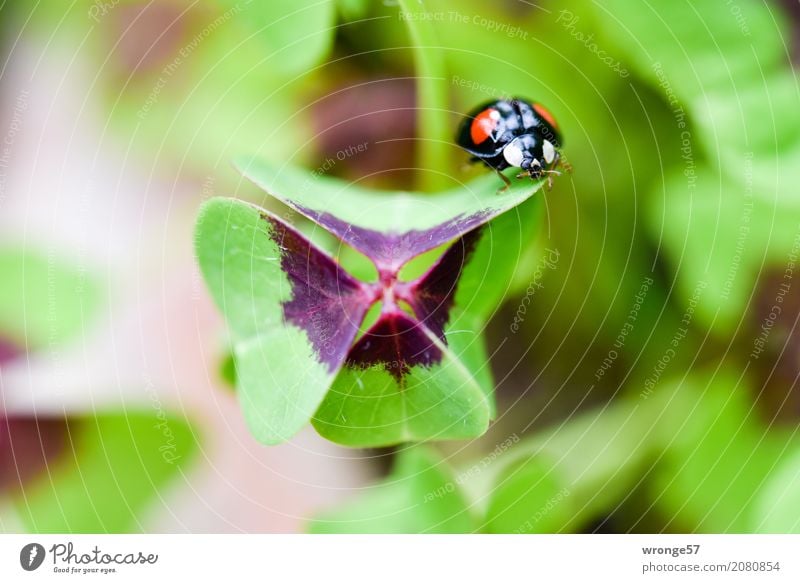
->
[494,168,512,193]
[535,169,562,190]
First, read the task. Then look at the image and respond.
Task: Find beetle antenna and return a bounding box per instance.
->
[557,158,573,174]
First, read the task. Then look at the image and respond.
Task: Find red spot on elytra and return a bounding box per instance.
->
[470,108,500,145]
[533,103,559,131]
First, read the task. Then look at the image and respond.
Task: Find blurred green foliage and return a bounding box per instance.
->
[0,248,101,349]
[0,248,198,532]
[310,447,473,533]
[15,412,197,533]
[9,0,800,532]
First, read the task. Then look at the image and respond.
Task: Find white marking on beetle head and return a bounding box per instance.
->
[503,139,525,167]
[542,139,556,165]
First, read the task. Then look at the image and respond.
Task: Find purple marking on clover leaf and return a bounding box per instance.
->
[294,206,492,271]
[253,212,481,381]
[225,204,487,383]
[261,213,373,373]
[345,311,443,382]
[209,196,494,392]
[405,228,483,342]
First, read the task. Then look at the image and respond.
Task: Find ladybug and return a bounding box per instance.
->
[457,97,567,190]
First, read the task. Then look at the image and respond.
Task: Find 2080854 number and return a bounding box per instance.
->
[729,561,780,572]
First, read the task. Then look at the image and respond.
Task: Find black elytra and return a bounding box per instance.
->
[456,97,566,189]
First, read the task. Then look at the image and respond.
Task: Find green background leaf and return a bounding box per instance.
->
[647,371,798,532]
[754,448,800,534]
[310,446,474,533]
[15,412,197,533]
[0,248,101,349]
[217,0,336,77]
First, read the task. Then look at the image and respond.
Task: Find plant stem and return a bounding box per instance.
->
[396,0,451,192]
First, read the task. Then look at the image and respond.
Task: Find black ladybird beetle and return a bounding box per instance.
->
[457,97,567,191]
